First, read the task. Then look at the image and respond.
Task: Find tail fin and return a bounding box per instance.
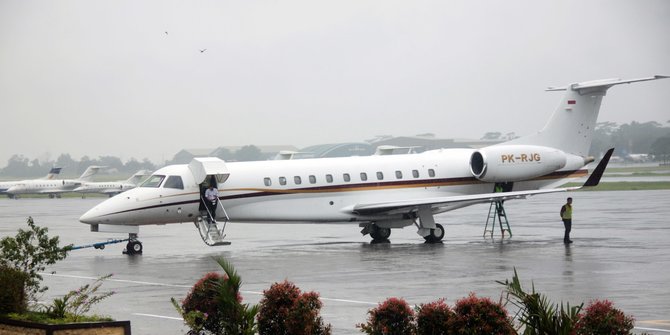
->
[78,166,105,181]
[507,75,668,156]
[125,170,152,185]
[43,167,62,180]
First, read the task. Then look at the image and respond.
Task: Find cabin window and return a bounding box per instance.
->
[141,175,165,188]
[343,173,351,182]
[395,171,403,179]
[376,172,384,180]
[309,175,316,184]
[164,176,184,189]
[294,176,302,185]
[326,174,333,183]
[264,177,272,186]
[279,176,287,186]
[428,169,436,177]
[412,170,420,178]
[360,172,368,181]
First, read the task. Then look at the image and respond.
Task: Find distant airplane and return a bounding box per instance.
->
[0,167,62,198]
[7,166,104,198]
[80,75,667,255]
[73,170,152,197]
[199,49,207,53]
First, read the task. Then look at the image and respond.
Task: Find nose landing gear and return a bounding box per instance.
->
[123,233,143,255]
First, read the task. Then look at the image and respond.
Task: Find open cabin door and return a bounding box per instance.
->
[188,157,230,185]
[188,157,232,246]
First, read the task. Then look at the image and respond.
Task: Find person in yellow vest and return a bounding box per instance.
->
[560,197,573,244]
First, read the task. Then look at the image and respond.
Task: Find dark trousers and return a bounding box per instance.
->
[563,219,572,242]
[206,200,217,222]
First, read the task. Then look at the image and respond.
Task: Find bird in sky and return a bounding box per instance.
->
[200,49,207,53]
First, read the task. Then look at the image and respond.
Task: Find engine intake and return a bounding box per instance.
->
[470,145,567,182]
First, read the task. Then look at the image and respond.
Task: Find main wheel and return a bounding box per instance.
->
[370,225,391,241]
[424,223,445,243]
[126,241,143,255]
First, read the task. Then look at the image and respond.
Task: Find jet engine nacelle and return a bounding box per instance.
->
[470,145,567,182]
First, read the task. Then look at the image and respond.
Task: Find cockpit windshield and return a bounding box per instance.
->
[141,175,165,188]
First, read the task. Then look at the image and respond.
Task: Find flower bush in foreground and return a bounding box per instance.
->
[358,297,415,335]
[451,293,515,335]
[415,298,455,335]
[575,299,634,335]
[257,280,331,335]
[172,257,258,335]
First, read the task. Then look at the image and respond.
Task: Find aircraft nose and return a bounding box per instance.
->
[79,208,97,224]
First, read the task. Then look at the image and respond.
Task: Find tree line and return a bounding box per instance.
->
[0,154,156,179]
[590,121,670,162]
[3,121,669,178]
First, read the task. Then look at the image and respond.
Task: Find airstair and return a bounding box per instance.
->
[195,197,232,246]
[483,200,512,238]
[189,157,232,246]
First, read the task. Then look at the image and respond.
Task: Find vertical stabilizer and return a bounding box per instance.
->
[78,166,105,182]
[43,167,62,180]
[506,75,668,156]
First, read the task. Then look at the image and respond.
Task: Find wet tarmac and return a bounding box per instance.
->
[1,190,669,334]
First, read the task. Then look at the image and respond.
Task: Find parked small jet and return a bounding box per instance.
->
[8,166,104,198]
[73,170,152,197]
[80,75,667,254]
[0,167,62,198]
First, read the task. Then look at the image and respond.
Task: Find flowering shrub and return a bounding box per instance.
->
[575,299,634,335]
[451,293,515,335]
[179,272,225,333]
[415,299,455,335]
[257,280,331,335]
[172,257,258,335]
[358,297,415,335]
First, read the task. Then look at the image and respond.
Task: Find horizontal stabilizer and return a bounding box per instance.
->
[546,75,669,93]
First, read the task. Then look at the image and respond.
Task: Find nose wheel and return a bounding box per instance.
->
[123,233,143,255]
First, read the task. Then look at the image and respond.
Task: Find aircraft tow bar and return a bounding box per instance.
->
[68,238,131,251]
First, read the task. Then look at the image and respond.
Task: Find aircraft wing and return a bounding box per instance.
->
[349,148,613,216]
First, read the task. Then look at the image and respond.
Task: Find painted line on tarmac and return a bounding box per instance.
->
[41,272,377,306]
[133,313,183,321]
[635,327,670,333]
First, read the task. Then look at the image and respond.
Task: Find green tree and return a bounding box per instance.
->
[650,136,670,164]
[498,269,582,335]
[0,217,69,303]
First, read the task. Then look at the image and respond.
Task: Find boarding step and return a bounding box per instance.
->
[195,216,231,246]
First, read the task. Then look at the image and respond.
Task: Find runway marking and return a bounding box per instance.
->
[40,273,378,306]
[133,313,183,321]
[634,327,670,333]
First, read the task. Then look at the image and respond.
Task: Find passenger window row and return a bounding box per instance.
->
[263,169,436,187]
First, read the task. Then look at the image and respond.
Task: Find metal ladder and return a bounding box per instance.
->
[195,196,232,246]
[483,200,512,238]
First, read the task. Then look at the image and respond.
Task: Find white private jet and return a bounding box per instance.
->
[73,170,152,198]
[0,167,62,198]
[80,75,667,255]
[8,166,104,198]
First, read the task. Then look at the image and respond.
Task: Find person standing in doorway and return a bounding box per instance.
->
[205,177,219,223]
[560,197,573,244]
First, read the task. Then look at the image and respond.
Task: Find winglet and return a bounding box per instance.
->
[582,148,614,187]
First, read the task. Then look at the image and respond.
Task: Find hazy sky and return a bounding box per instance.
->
[1,0,669,165]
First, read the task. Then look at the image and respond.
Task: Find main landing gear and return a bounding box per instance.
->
[369,224,391,243]
[423,223,445,243]
[361,219,445,244]
[122,233,143,255]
